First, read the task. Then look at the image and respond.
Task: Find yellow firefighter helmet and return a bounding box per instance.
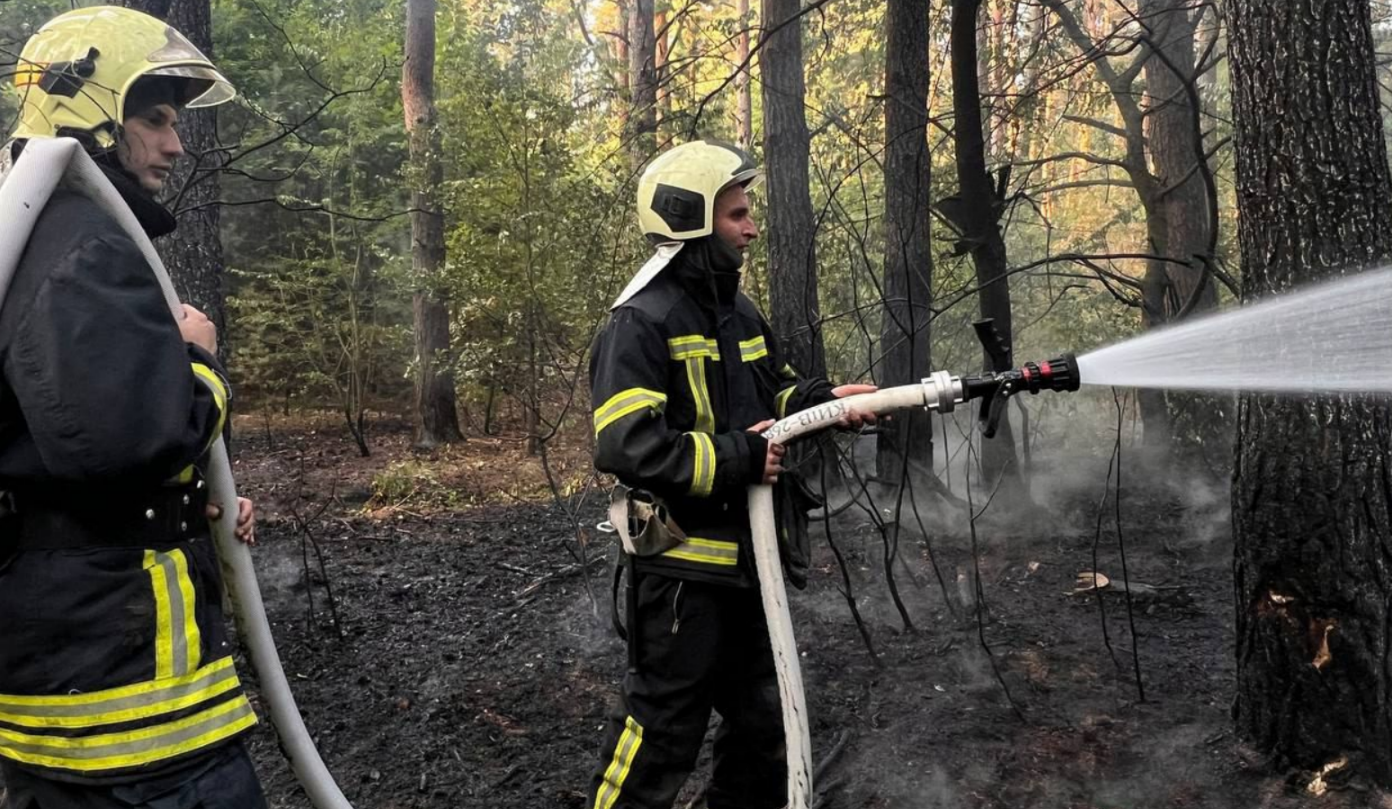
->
[11,6,235,149]
[636,140,762,242]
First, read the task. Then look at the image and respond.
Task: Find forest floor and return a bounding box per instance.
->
[20,410,1387,809]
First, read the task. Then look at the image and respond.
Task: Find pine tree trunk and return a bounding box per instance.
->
[1228,0,1392,782]
[760,0,826,378]
[734,0,753,151]
[1142,0,1226,458]
[628,0,657,162]
[949,0,1021,494]
[876,0,933,481]
[404,0,462,448]
[125,0,227,341]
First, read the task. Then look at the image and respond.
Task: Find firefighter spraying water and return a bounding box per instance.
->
[584,137,1083,809]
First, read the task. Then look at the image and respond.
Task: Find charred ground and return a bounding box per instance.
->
[5,414,1380,808]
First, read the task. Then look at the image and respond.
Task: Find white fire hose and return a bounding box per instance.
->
[752,372,967,809]
[0,138,353,808]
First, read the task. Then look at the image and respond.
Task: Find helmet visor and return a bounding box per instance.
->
[142,65,236,108]
[731,167,763,192]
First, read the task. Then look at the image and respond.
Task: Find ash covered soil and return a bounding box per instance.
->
[218,417,1384,809]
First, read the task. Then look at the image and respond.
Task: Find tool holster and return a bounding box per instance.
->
[607,484,686,558]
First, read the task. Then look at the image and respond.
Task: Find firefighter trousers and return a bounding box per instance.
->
[588,572,787,809]
[0,740,267,809]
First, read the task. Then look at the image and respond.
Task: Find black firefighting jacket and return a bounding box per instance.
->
[590,237,836,587]
[0,163,254,782]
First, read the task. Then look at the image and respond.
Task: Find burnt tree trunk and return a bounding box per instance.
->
[948,0,1020,494]
[760,0,826,378]
[628,0,657,162]
[126,0,227,340]
[876,0,933,481]
[1228,0,1392,782]
[404,0,463,448]
[734,0,753,151]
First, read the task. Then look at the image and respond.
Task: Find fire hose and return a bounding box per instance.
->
[753,351,1081,808]
[0,138,353,808]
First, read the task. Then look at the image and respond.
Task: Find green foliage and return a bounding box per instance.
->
[368,458,459,508]
[4,0,1252,449]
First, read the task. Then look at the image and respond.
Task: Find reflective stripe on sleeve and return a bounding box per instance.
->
[687,432,715,497]
[594,388,667,436]
[776,385,796,419]
[738,335,769,362]
[190,363,228,442]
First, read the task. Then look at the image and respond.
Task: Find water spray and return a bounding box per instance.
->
[752,320,1080,809]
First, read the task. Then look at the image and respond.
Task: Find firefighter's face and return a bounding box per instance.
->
[713,184,759,251]
[118,104,184,193]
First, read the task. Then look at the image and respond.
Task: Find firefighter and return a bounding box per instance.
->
[0,7,265,807]
[587,140,875,809]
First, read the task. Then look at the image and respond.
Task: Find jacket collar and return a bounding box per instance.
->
[94,158,178,240]
[671,235,745,310]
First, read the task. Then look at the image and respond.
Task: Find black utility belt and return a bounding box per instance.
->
[1,483,211,551]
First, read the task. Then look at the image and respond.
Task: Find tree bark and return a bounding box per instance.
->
[1041,0,1219,452]
[404,0,463,448]
[876,0,933,481]
[760,0,826,378]
[948,0,1020,493]
[125,0,227,342]
[628,0,657,162]
[1143,0,1213,316]
[1227,0,1392,783]
[1141,0,1222,457]
[734,0,754,151]
[654,6,669,136]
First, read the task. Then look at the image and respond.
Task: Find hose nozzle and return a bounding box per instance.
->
[962,352,1081,438]
[1019,353,1081,394]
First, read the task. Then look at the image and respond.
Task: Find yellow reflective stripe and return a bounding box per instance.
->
[0,695,256,772]
[595,716,644,809]
[0,660,240,730]
[780,363,798,381]
[667,335,720,361]
[170,550,202,675]
[191,364,228,442]
[776,385,797,419]
[687,432,715,497]
[143,550,200,678]
[173,466,196,484]
[739,335,769,362]
[662,537,739,566]
[594,388,667,436]
[686,358,714,434]
[143,551,175,680]
[0,658,237,709]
